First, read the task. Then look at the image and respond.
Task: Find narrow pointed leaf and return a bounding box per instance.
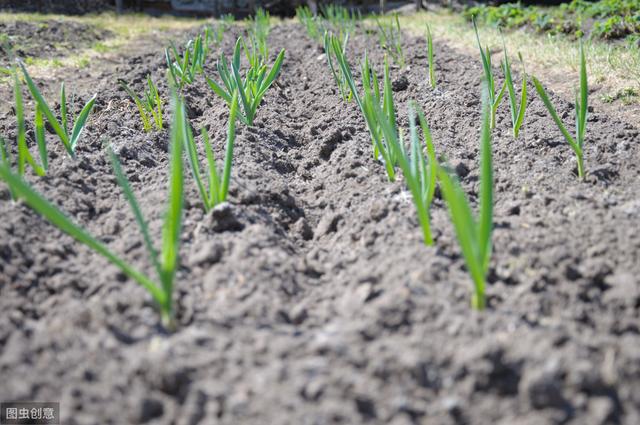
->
[69,94,97,151]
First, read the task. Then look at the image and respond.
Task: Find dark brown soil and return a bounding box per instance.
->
[1,19,639,425]
[0,19,112,67]
[0,1,113,15]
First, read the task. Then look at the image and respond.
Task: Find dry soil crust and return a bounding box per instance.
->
[0,22,639,425]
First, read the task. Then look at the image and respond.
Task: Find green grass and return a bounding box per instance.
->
[438,83,494,310]
[0,92,187,329]
[533,41,589,180]
[92,41,112,53]
[0,12,206,73]
[398,11,639,108]
[601,87,639,104]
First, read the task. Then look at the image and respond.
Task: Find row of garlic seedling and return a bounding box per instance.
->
[0,10,590,326]
[302,6,588,179]
[0,13,284,329]
[317,9,590,309]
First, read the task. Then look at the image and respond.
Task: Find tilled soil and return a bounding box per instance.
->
[0,19,111,68]
[0,20,639,425]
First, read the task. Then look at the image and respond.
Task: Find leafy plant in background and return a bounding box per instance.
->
[208,14,235,48]
[324,31,352,102]
[320,3,359,40]
[377,13,405,68]
[473,20,506,129]
[166,31,208,89]
[0,93,187,329]
[438,83,494,310]
[374,101,438,245]
[241,33,268,71]
[502,44,527,139]
[207,23,224,48]
[296,6,321,42]
[19,62,97,158]
[465,0,640,42]
[118,75,163,132]
[205,37,285,126]
[426,24,436,89]
[532,41,588,180]
[221,13,236,24]
[248,8,271,64]
[184,92,239,212]
[464,4,533,32]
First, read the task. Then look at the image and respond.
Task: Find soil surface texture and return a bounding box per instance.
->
[0,1,113,15]
[0,20,639,425]
[0,19,111,68]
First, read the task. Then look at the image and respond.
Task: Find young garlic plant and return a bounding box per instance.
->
[502,44,527,139]
[296,6,321,42]
[532,41,588,180]
[473,19,506,129]
[377,13,405,68]
[361,55,401,181]
[208,15,235,48]
[438,83,494,310]
[166,31,208,90]
[426,24,436,89]
[19,62,97,158]
[324,31,353,102]
[248,8,271,65]
[0,138,17,201]
[11,65,47,178]
[118,75,164,132]
[320,3,358,41]
[205,37,285,126]
[374,101,438,245]
[0,93,187,329]
[330,40,398,181]
[184,92,239,212]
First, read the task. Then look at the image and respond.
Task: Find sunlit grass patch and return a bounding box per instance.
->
[398,10,640,107]
[0,12,207,74]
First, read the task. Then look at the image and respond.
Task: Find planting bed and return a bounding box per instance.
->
[1,19,640,424]
[0,19,111,67]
